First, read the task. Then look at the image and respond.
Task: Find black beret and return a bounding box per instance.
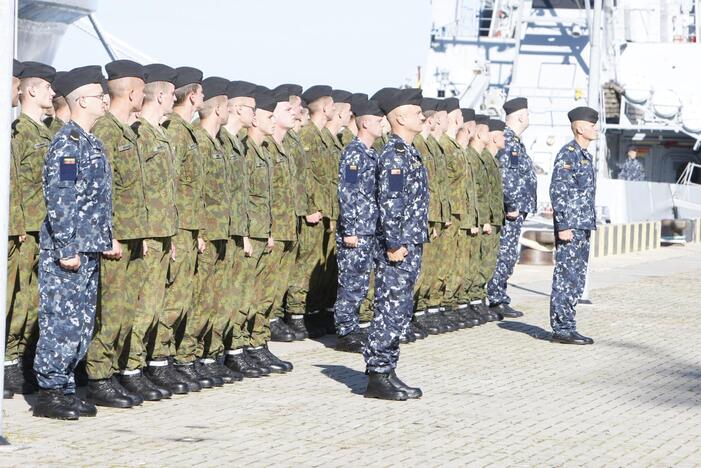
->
[488,119,506,132]
[350,93,368,105]
[101,78,109,95]
[19,61,56,82]
[272,84,303,101]
[331,89,352,104]
[353,99,384,117]
[503,97,528,115]
[568,106,599,123]
[376,88,423,114]
[174,66,203,89]
[59,65,105,97]
[461,108,476,122]
[144,64,177,84]
[105,60,145,81]
[421,97,440,112]
[12,59,23,78]
[51,71,68,97]
[475,114,490,125]
[439,97,460,113]
[227,80,257,99]
[253,86,276,112]
[301,85,332,104]
[201,76,229,101]
[371,87,398,103]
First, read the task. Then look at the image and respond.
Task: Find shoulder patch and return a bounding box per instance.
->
[69,130,80,142]
[567,145,575,151]
[344,164,358,184]
[394,141,406,154]
[389,167,403,191]
[60,156,78,181]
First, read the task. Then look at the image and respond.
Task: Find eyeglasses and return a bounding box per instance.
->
[82,94,107,101]
[238,104,256,111]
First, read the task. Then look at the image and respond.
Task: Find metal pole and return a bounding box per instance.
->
[581,0,603,305]
[1,0,17,444]
[88,13,117,61]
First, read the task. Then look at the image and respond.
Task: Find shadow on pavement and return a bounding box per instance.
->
[315,364,366,395]
[497,321,552,340]
[508,283,551,298]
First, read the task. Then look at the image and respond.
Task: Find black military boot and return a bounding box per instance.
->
[204,358,241,384]
[427,309,450,333]
[70,394,98,417]
[242,348,271,376]
[413,311,439,335]
[285,314,309,340]
[364,371,408,401]
[456,305,481,327]
[335,332,365,353]
[389,370,422,399]
[551,330,594,345]
[194,360,224,386]
[269,318,295,342]
[411,321,428,340]
[262,345,293,372]
[436,308,458,332]
[224,350,263,378]
[471,303,495,322]
[3,387,14,399]
[217,356,243,381]
[399,325,417,344]
[145,362,189,395]
[33,388,79,420]
[86,378,133,408]
[490,303,523,318]
[247,347,286,374]
[174,362,211,389]
[304,311,327,338]
[443,309,470,329]
[4,362,35,394]
[118,372,164,401]
[110,376,143,406]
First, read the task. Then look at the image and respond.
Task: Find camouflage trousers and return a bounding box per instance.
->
[249,238,296,347]
[466,227,501,302]
[487,214,524,305]
[86,239,144,379]
[5,237,22,362]
[34,251,99,392]
[441,216,462,308]
[154,229,198,360]
[364,243,423,373]
[334,235,377,337]
[456,230,479,305]
[320,218,338,310]
[224,236,254,351]
[287,220,325,316]
[550,229,590,333]
[414,222,443,312]
[176,238,227,363]
[11,232,39,363]
[127,237,170,370]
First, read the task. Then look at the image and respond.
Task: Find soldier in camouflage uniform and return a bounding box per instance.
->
[44,71,71,134]
[338,93,364,148]
[4,60,26,400]
[363,88,427,401]
[8,62,57,394]
[242,87,293,373]
[219,80,267,378]
[488,98,536,318]
[334,97,384,353]
[32,67,113,420]
[549,107,599,346]
[124,64,182,396]
[617,146,645,181]
[290,86,334,337]
[85,60,150,408]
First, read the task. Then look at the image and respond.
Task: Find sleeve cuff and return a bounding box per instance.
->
[57,244,79,259]
[385,240,403,250]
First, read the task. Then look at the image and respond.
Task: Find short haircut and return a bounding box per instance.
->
[144,81,170,102]
[308,96,332,114]
[174,83,200,106]
[198,95,226,119]
[423,110,436,118]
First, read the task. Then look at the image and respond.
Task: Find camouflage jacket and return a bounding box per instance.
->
[133,118,178,238]
[193,125,230,241]
[427,135,450,223]
[163,112,204,231]
[283,130,310,217]
[337,137,378,237]
[9,139,25,236]
[244,135,273,239]
[377,135,429,249]
[218,126,249,238]
[12,113,54,232]
[264,136,297,241]
[299,123,330,216]
[439,134,467,219]
[320,127,343,220]
[468,146,490,227]
[372,133,389,154]
[550,140,596,231]
[40,121,113,258]
[482,149,505,226]
[92,112,148,241]
[460,146,479,230]
[498,126,537,213]
[44,116,65,136]
[414,133,442,223]
[338,127,356,149]
[618,158,645,182]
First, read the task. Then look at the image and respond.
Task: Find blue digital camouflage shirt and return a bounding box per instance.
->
[499,126,537,214]
[549,139,596,231]
[338,137,378,237]
[618,158,645,181]
[40,121,113,259]
[377,134,429,250]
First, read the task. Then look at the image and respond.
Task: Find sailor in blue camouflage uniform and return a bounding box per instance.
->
[362,88,428,401]
[617,146,645,181]
[487,98,536,318]
[33,66,115,420]
[548,106,599,346]
[334,98,385,354]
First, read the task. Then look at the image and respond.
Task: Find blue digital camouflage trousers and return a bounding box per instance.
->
[487,214,524,305]
[334,235,377,337]
[364,243,423,373]
[550,229,590,333]
[34,251,100,393]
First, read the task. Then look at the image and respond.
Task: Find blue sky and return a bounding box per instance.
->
[52,0,433,95]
